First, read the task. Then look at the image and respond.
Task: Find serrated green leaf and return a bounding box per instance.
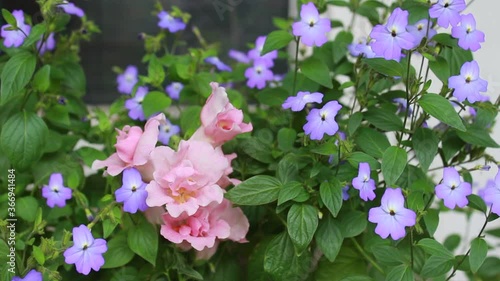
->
[1,51,37,105]
[226,175,282,205]
[287,204,318,252]
[264,232,311,281]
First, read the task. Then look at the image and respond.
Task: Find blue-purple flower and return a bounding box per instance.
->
[342,185,350,201]
[229,49,250,64]
[244,59,274,89]
[158,11,186,33]
[125,86,149,121]
[448,61,488,103]
[435,167,472,209]
[282,91,323,112]
[303,101,342,140]
[393,97,412,116]
[429,0,466,28]
[247,36,277,67]
[166,82,184,100]
[64,225,108,275]
[352,162,376,201]
[115,168,148,213]
[292,2,331,47]
[158,119,180,145]
[406,19,436,47]
[116,65,138,95]
[368,188,416,240]
[36,33,56,55]
[348,38,376,58]
[1,10,31,48]
[12,269,42,281]
[41,173,72,208]
[59,2,85,18]
[205,56,232,72]
[370,8,414,61]
[451,14,485,52]
[479,169,500,214]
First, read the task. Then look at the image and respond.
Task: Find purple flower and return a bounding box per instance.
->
[115,168,148,213]
[1,10,31,48]
[370,8,414,61]
[116,65,138,95]
[125,86,149,121]
[36,33,56,55]
[205,56,232,72]
[429,0,466,28]
[158,119,180,145]
[12,269,42,281]
[282,91,323,112]
[166,82,184,100]
[64,225,107,275]
[247,36,277,68]
[480,170,500,213]
[244,59,274,89]
[158,11,186,33]
[59,2,85,18]
[448,61,488,103]
[393,98,412,116]
[352,162,376,201]
[348,38,376,58]
[451,14,485,52]
[42,173,72,208]
[292,2,331,47]
[303,101,342,140]
[229,49,250,64]
[368,188,416,240]
[269,74,285,88]
[435,167,472,209]
[406,19,436,47]
[342,186,350,201]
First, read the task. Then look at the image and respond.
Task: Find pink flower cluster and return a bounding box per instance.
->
[93,82,251,258]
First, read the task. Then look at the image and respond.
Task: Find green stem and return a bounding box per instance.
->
[350,237,384,274]
[398,51,413,147]
[292,37,300,95]
[87,201,117,229]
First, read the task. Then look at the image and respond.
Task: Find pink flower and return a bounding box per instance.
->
[191,82,253,146]
[145,140,230,217]
[160,199,249,252]
[216,152,241,188]
[92,114,166,177]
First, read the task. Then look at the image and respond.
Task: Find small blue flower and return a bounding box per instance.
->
[158,11,186,33]
[42,173,72,208]
[303,101,342,140]
[64,225,108,275]
[115,168,148,213]
[205,57,232,72]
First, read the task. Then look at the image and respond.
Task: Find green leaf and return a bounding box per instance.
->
[347,112,363,136]
[264,232,311,281]
[287,204,318,252]
[278,181,307,205]
[429,56,450,84]
[1,9,17,28]
[261,30,294,55]
[332,31,353,63]
[444,234,461,252]
[147,55,165,86]
[276,158,299,184]
[362,58,404,77]
[33,65,51,92]
[468,194,487,214]
[32,245,45,265]
[319,180,343,217]
[180,106,201,137]
[22,23,47,47]
[102,233,135,268]
[423,208,439,237]
[278,128,296,152]
[347,152,380,170]
[412,128,439,172]
[45,104,70,126]
[382,146,407,186]
[418,94,466,132]
[417,238,454,259]
[128,221,158,266]
[354,128,390,158]
[316,215,343,262]
[142,91,172,117]
[76,147,107,167]
[371,245,404,266]
[226,175,282,205]
[256,87,290,106]
[52,61,86,97]
[470,237,488,273]
[420,255,454,278]
[310,141,338,156]
[300,57,333,89]
[338,211,367,238]
[192,72,216,97]
[456,126,500,148]
[17,196,39,222]
[363,107,403,131]
[1,51,37,105]
[1,111,48,170]
[386,264,414,281]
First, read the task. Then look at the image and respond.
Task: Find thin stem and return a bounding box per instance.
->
[87,201,117,229]
[445,209,491,280]
[292,37,300,95]
[410,227,414,270]
[350,237,384,274]
[398,51,413,146]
